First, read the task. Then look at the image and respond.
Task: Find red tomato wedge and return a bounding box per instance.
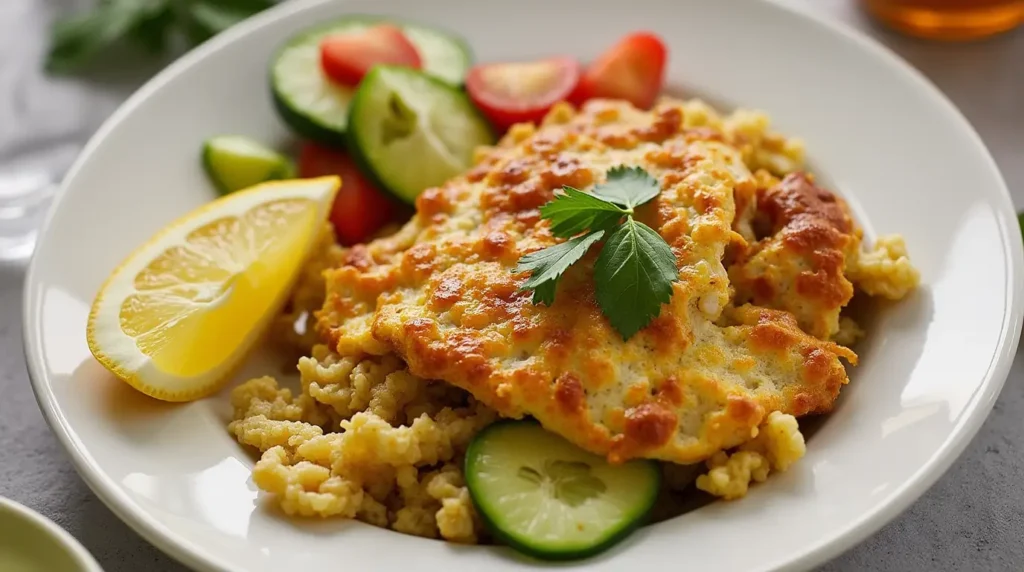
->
[297,143,397,245]
[319,24,422,87]
[465,57,581,131]
[573,32,667,110]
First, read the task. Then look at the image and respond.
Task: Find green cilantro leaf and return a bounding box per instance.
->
[515,165,678,338]
[530,280,558,307]
[539,187,626,239]
[515,230,606,305]
[594,218,678,340]
[591,165,662,210]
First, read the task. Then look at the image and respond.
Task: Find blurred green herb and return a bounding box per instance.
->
[46,0,275,74]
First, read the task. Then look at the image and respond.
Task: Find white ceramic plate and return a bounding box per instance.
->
[24,0,1022,571]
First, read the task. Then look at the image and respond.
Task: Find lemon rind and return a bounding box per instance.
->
[86,176,340,402]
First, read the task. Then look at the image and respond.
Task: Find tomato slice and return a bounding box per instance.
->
[319,24,422,87]
[465,57,581,131]
[297,143,398,245]
[573,32,667,110]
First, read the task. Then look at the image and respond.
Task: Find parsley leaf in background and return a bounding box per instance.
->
[515,165,679,339]
[46,0,275,74]
[593,218,678,339]
[47,0,169,74]
[185,0,275,43]
[515,230,607,305]
[539,186,626,238]
[130,1,176,54]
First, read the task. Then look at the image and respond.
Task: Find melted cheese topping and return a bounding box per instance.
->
[729,172,861,340]
[318,99,865,464]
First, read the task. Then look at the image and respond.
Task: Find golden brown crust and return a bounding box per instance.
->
[317,99,856,465]
[729,173,861,340]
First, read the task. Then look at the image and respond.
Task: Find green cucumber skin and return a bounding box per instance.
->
[204,163,293,195]
[344,130,398,203]
[201,140,295,196]
[204,164,293,196]
[464,420,662,562]
[271,85,349,150]
[269,15,473,148]
[340,71,398,202]
[346,66,496,206]
[201,150,230,196]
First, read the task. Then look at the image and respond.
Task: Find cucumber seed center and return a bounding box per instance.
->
[380,92,418,146]
[517,459,607,507]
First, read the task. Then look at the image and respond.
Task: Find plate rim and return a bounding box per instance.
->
[22,1,1023,571]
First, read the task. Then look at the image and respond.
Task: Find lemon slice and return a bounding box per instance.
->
[86,176,340,402]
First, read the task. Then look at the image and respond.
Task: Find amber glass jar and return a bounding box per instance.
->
[864,0,1024,40]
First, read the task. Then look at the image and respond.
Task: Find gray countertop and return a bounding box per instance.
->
[1,1,1021,570]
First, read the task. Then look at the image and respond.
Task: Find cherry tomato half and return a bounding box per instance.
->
[319,24,422,87]
[465,56,582,131]
[298,143,397,245]
[572,32,667,110]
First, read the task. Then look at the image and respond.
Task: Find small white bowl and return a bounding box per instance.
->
[0,497,103,572]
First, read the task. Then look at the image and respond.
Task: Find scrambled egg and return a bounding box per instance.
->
[848,235,919,300]
[695,411,807,499]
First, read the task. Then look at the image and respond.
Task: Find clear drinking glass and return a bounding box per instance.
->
[0,169,56,264]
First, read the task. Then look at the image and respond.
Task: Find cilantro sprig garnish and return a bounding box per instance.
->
[515,166,679,340]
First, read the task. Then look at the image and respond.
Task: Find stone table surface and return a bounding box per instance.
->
[0,0,1020,570]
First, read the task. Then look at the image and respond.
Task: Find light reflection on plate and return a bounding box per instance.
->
[123,457,258,539]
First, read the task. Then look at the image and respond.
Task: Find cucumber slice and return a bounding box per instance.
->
[465,421,660,561]
[201,135,295,195]
[271,17,472,147]
[348,66,494,204]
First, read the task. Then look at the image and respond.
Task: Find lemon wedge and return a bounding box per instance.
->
[86,176,340,402]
